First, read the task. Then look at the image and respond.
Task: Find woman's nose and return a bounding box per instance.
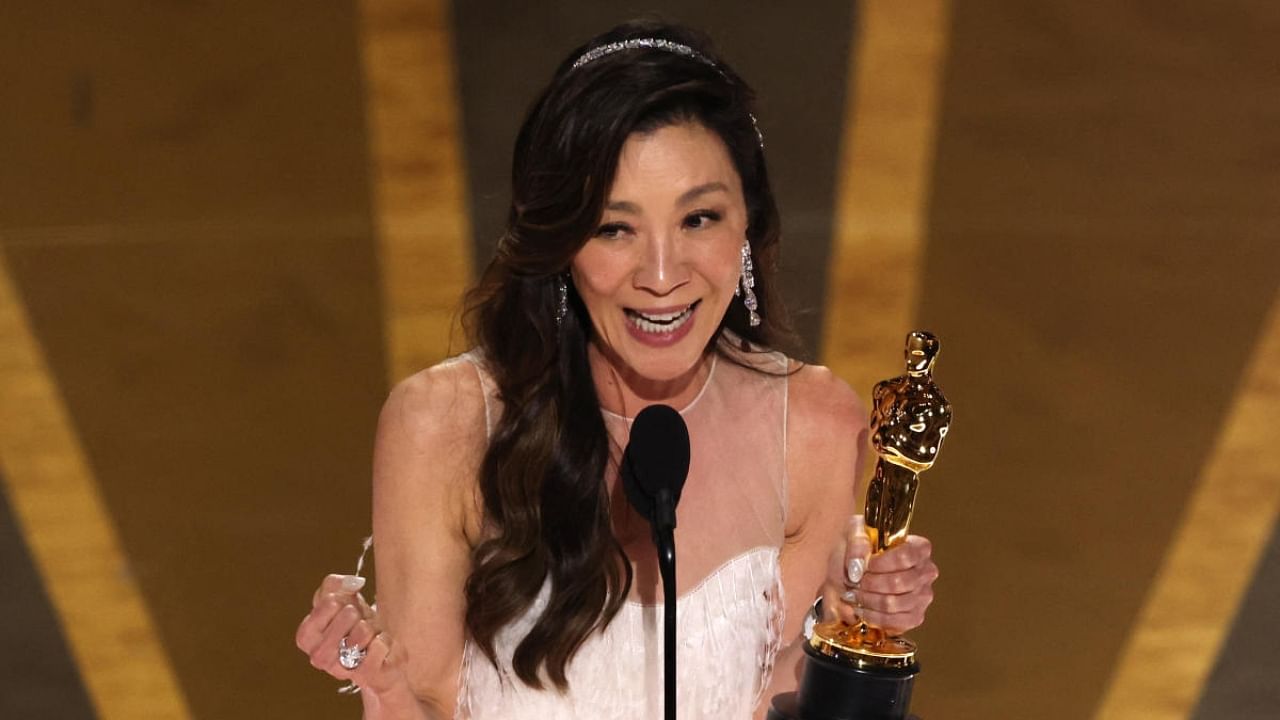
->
[633,231,689,295]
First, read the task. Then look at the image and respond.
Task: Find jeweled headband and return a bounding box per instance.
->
[568,38,765,149]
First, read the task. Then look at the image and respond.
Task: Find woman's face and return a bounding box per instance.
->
[571,121,747,385]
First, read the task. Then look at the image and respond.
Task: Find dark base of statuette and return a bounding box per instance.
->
[766,644,920,720]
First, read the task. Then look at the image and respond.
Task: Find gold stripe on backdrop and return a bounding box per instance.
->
[358,0,474,384]
[0,251,192,720]
[1095,290,1280,720]
[821,0,951,401]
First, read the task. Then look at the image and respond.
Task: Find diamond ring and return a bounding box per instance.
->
[338,636,367,670]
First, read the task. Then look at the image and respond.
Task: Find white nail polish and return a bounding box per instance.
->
[342,575,366,591]
[846,558,865,585]
[841,589,857,604]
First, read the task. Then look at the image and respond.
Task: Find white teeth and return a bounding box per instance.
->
[628,305,695,334]
[639,309,684,322]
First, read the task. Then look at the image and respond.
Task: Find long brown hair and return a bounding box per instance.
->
[462,19,797,690]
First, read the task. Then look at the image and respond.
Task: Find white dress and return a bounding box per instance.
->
[454,347,791,720]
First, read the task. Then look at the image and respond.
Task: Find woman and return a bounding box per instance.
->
[295,20,938,720]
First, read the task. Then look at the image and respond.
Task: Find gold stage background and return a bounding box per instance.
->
[1,2,1277,718]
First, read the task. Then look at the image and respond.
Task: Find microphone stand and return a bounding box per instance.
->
[620,405,688,720]
[655,487,677,720]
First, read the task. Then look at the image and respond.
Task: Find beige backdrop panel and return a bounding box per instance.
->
[906,2,1280,718]
[0,2,387,719]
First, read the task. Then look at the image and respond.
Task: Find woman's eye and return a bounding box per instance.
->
[684,210,722,230]
[594,222,630,239]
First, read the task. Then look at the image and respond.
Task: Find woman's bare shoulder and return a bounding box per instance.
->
[374,355,491,538]
[785,362,869,522]
[382,355,490,449]
[787,361,868,436]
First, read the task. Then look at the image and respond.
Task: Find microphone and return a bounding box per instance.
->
[620,404,689,720]
[621,404,690,536]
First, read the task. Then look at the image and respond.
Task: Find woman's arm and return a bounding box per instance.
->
[756,363,940,719]
[367,360,488,718]
[756,364,867,718]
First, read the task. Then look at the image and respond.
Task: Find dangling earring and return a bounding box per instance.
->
[736,239,761,327]
[555,273,569,327]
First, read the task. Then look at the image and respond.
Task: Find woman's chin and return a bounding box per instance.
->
[615,340,709,386]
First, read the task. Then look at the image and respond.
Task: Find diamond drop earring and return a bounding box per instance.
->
[555,274,569,327]
[736,240,761,327]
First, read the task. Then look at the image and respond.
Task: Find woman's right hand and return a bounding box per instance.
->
[295,574,410,703]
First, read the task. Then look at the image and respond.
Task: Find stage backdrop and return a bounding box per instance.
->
[1,1,1276,719]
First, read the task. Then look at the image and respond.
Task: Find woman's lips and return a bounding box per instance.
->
[624,301,699,347]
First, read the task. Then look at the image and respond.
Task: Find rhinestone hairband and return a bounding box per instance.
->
[569,38,764,149]
[571,38,709,69]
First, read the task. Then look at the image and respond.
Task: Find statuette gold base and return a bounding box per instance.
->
[809,620,917,671]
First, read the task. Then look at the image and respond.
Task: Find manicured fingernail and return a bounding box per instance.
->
[342,575,366,591]
[841,589,858,604]
[846,558,865,585]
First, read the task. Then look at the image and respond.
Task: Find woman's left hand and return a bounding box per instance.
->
[823,515,938,635]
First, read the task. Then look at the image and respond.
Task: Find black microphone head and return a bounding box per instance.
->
[621,404,690,520]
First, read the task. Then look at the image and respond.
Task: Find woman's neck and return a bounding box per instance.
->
[588,342,714,419]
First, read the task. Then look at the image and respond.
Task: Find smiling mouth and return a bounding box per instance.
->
[625,301,700,334]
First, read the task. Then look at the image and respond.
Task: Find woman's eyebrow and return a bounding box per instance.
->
[676,181,729,206]
[604,200,641,214]
[603,182,729,215]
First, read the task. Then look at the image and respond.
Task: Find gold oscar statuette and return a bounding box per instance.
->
[809,330,953,670]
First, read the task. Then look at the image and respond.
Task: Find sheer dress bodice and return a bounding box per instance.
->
[454,347,790,720]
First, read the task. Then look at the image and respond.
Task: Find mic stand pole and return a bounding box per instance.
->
[655,489,677,720]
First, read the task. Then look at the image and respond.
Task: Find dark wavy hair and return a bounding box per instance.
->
[462,18,798,690]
